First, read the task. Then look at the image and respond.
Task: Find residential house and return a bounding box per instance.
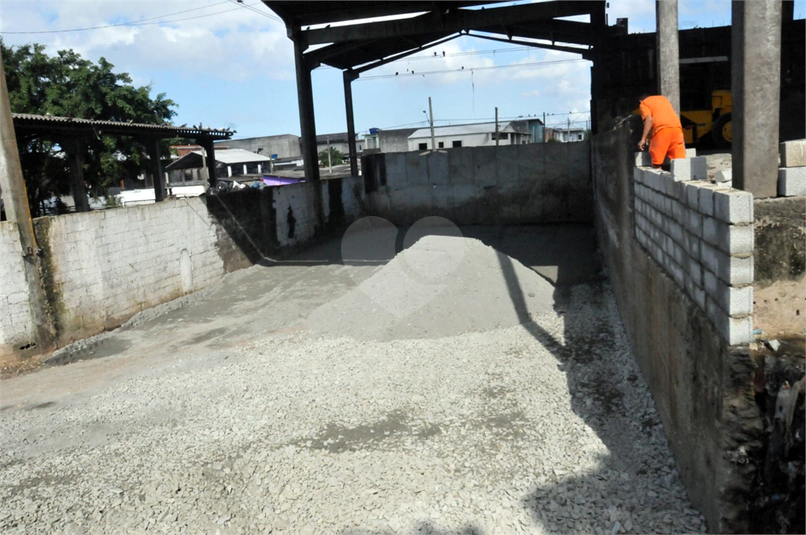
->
[406,121,532,152]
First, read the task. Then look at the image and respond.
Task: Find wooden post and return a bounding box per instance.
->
[0,48,54,351]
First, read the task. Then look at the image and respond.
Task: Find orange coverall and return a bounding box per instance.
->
[639,95,686,166]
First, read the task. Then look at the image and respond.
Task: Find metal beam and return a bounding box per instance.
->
[343,70,359,177]
[472,19,598,46]
[468,32,592,58]
[300,1,596,46]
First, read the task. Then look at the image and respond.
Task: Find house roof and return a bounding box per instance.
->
[408,122,521,139]
[165,149,272,171]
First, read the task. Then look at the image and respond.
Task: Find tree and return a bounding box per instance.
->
[1,41,177,215]
[318,146,345,167]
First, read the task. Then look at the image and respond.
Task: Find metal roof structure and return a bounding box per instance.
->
[408,122,521,139]
[262,0,607,191]
[12,113,234,140]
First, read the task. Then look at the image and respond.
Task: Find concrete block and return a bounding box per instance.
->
[778,167,806,197]
[671,199,685,221]
[780,139,806,167]
[693,284,706,309]
[716,314,754,346]
[685,148,697,158]
[671,156,708,182]
[698,186,715,217]
[723,224,754,256]
[635,151,651,167]
[685,182,700,208]
[713,189,754,224]
[406,151,429,187]
[669,220,685,245]
[715,168,732,185]
[634,165,644,183]
[702,216,719,246]
[686,254,703,287]
[702,243,754,286]
[715,280,753,317]
[686,208,703,238]
[671,241,685,265]
[669,259,685,287]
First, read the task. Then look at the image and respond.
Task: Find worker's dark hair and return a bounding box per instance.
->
[638,93,650,103]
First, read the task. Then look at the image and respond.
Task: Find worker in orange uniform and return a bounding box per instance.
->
[637,94,686,168]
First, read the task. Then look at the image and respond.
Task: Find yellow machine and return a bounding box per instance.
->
[680,90,732,148]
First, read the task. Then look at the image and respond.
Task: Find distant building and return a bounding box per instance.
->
[216,134,301,161]
[165,148,274,184]
[406,121,533,152]
[545,127,588,143]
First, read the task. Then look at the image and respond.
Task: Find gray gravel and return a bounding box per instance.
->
[0,233,706,534]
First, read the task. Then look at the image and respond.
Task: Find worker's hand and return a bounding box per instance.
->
[638,139,647,151]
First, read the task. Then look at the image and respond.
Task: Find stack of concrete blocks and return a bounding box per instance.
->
[633,153,754,345]
[778,139,806,196]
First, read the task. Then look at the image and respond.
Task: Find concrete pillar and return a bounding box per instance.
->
[343,69,359,177]
[148,139,165,202]
[0,48,54,351]
[198,138,217,189]
[63,137,91,213]
[292,34,320,183]
[731,0,782,198]
[656,0,680,115]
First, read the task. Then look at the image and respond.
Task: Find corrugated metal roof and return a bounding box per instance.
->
[12,113,234,138]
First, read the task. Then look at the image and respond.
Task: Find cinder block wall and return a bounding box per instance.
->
[362,142,592,225]
[633,162,755,345]
[0,177,365,356]
[591,122,783,533]
[0,222,36,357]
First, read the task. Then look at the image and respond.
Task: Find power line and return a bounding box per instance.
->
[0,1,276,35]
[355,58,587,81]
[226,0,283,22]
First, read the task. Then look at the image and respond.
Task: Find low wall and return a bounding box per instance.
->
[592,120,803,533]
[362,142,591,225]
[0,222,36,356]
[0,177,364,356]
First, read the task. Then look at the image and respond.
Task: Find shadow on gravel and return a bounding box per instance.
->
[494,233,704,534]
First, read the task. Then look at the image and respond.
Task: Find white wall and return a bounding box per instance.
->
[0,222,35,357]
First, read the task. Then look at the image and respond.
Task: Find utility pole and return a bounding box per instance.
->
[428,97,436,150]
[0,48,54,351]
[495,107,499,146]
[567,117,571,142]
[542,112,546,142]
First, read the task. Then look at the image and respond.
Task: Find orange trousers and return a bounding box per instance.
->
[649,126,686,166]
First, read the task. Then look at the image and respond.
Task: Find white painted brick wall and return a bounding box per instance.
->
[0,222,36,355]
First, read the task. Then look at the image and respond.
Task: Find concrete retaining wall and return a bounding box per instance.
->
[591,122,762,533]
[0,177,365,355]
[0,222,36,356]
[362,142,591,225]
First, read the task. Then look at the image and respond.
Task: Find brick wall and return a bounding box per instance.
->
[0,222,35,356]
[35,198,225,344]
[633,156,755,345]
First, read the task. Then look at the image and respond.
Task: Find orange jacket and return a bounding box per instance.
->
[639,95,682,134]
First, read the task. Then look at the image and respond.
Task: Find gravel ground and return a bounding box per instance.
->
[0,230,706,534]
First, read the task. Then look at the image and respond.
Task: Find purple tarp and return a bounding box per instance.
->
[262,176,304,186]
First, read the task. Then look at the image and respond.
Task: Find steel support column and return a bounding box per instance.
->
[148,139,166,202]
[197,138,217,190]
[656,0,680,114]
[343,70,359,177]
[293,35,320,183]
[731,0,782,197]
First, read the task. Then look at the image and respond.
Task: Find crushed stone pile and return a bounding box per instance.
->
[307,235,556,340]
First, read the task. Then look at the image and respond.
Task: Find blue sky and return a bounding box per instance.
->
[1,1,803,140]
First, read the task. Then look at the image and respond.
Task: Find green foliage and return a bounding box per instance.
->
[318,146,345,167]
[1,40,177,215]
